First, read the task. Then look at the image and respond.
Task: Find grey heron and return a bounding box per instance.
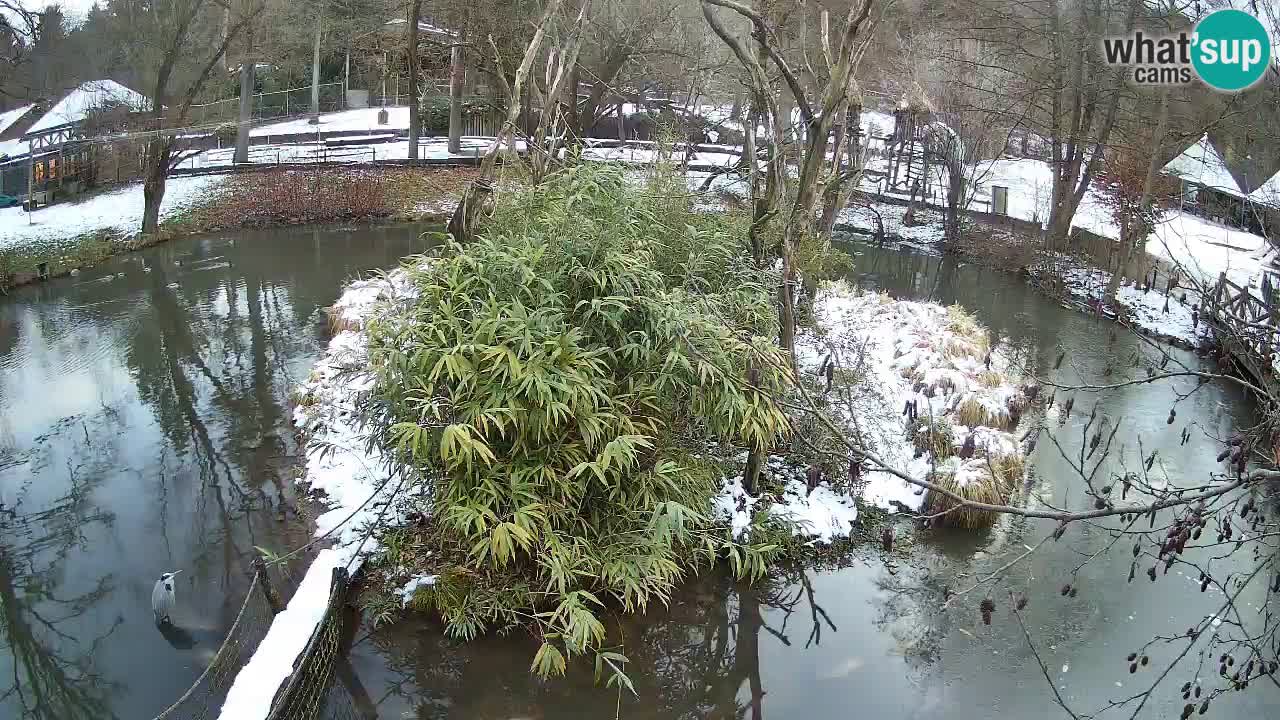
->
[152,571,182,624]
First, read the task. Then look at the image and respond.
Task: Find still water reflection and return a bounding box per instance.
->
[0,224,435,719]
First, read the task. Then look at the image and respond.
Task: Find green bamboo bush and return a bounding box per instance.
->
[366,164,793,677]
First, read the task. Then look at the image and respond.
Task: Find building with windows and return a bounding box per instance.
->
[0,80,149,207]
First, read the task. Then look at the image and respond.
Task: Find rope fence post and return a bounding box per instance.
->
[255,557,285,615]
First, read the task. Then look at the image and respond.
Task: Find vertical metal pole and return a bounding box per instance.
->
[310,15,322,124]
[344,51,350,109]
[26,149,33,225]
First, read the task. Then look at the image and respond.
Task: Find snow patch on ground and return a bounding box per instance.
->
[713,459,860,543]
[251,107,411,137]
[397,574,439,607]
[218,268,420,720]
[0,174,225,252]
[835,201,947,247]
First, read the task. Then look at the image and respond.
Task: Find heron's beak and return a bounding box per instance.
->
[171,570,183,576]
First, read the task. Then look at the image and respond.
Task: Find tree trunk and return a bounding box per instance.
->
[407,0,423,159]
[233,56,254,164]
[447,33,466,154]
[575,46,633,137]
[309,16,321,124]
[1106,88,1170,301]
[142,138,172,235]
[447,0,565,243]
[944,165,963,249]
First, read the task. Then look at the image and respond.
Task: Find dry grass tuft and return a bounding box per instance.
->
[923,454,1026,528]
[945,305,988,345]
[977,370,1004,388]
[910,415,955,458]
[326,305,362,334]
[956,396,1007,429]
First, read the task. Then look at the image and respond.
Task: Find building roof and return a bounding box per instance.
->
[0,105,36,137]
[384,18,457,38]
[25,80,149,136]
[1247,168,1280,208]
[1162,133,1245,198]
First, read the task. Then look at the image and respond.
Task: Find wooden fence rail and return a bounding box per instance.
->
[1204,271,1280,387]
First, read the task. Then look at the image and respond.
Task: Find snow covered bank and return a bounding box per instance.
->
[712,283,1032,533]
[1049,260,1209,347]
[0,174,226,253]
[802,284,1031,527]
[217,270,418,720]
[713,457,861,544]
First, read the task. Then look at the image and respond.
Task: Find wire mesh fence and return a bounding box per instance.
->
[265,567,351,720]
[189,84,346,127]
[147,559,368,720]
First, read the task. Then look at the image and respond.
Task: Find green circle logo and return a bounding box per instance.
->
[1192,9,1271,92]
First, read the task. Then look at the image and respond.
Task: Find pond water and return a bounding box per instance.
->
[0,224,437,720]
[346,238,1279,720]
[1,229,1276,720]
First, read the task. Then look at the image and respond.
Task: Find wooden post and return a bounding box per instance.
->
[254,557,285,615]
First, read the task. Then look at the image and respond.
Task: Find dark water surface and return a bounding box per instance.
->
[347,239,1279,720]
[0,224,436,719]
[2,230,1277,720]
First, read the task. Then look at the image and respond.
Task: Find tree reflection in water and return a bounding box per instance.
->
[356,560,934,720]
[0,408,122,720]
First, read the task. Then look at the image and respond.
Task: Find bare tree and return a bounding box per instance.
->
[702,0,878,357]
[0,1,39,104]
[108,0,267,234]
[527,1,593,184]
[446,0,567,243]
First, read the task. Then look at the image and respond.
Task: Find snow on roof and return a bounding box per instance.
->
[0,104,35,136]
[1246,167,1280,208]
[1162,134,1245,198]
[0,138,28,161]
[25,80,149,136]
[384,18,457,37]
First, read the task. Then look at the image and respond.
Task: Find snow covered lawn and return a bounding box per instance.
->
[175,136,495,171]
[978,157,1275,289]
[0,174,226,254]
[1148,212,1276,290]
[251,106,411,137]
